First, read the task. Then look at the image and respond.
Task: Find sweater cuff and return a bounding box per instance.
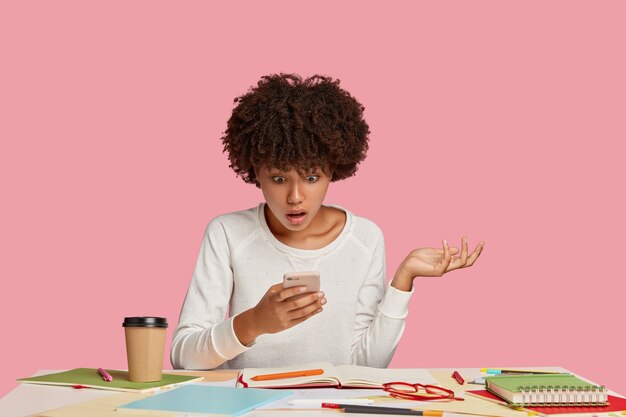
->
[211,315,254,360]
[378,282,413,319]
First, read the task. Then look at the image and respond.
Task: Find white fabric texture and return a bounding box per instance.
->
[171,203,413,370]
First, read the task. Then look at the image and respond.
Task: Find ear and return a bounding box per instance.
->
[252,165,264,186]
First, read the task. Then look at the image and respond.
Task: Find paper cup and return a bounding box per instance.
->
[123,317,168,382]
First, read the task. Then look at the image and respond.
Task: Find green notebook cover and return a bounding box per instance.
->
[118,384,293,416]
[485,373,608,407]
[18,368,202,392]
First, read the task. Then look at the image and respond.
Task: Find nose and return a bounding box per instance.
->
[287,182,303,205]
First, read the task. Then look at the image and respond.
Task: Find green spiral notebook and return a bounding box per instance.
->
[485,373,608,407]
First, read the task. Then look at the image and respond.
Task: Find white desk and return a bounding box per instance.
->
[1,367,619,417]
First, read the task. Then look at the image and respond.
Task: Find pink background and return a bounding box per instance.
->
[1,1,625,399]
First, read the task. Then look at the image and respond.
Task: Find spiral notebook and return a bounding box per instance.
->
[485,373,608,407]
[467,390,626,416]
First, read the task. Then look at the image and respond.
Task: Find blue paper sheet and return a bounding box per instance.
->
[118,384,293,416]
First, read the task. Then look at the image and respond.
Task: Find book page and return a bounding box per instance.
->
[335,365,438,388]
[257,387,385,409]
[239,362,341,388]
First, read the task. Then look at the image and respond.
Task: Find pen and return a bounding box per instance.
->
[322,403,443,416]
[451,370,465,385]
[251,368,324,381]
[481,368,562,375]
[97,368,113,382]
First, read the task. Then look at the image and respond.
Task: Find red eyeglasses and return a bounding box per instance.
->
[382,382,464,401]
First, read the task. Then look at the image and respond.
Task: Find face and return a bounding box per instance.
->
[256,166,332,233]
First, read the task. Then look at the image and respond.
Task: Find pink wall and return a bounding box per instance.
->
[2,1,625,399]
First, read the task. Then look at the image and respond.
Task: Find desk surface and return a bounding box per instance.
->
[1,367,619,417]
[1,370,239,417]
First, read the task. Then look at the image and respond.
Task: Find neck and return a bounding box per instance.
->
[264,204,345,250]
[264,204,319,241]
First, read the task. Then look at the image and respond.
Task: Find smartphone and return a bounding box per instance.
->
[283,271,321,293]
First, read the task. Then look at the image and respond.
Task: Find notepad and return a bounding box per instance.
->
[117,384,293,416]
[467,390,626,415]
[484,373,608,407]
[18,368,202,393]
[237,361,438,389]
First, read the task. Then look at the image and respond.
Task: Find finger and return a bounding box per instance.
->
[447,237,469,271]
[459,236,469,264]
[267,283,284,293]
[464,241,485,267]
[289,306,324,327]
[461,236,468,262]
[283,292,311,302]
[289,296,326,319]
[286,292,324,311]
[266,283,285,301]
[436,239,452,275]
[446,258,461,272]
[274,285,308,302]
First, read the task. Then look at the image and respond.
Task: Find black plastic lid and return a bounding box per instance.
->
[122,317,168,328]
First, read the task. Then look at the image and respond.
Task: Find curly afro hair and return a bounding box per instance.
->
[221,73,370,187]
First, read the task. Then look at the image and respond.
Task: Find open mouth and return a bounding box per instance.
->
[286,211,307,225]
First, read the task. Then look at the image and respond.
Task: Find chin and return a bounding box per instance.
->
[280,219,310,231]
[283,223,308,231]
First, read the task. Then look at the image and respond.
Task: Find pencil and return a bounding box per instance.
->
[250,368,324,381]
[322,403,443,416]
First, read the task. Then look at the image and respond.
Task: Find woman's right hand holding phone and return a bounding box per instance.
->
[233,284,326,346]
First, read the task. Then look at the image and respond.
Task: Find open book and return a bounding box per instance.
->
[237,361,438,389]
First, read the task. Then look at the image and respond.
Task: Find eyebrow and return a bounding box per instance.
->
[266,168,323,176]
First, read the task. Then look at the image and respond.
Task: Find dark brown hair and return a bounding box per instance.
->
[221,73,370,187]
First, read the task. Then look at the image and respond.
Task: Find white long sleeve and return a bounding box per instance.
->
[171,204,412,370]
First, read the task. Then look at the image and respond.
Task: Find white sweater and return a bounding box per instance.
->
[171,203,413,370]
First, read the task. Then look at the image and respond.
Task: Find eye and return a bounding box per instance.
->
[306,175,320,183]
[272,176,286,184]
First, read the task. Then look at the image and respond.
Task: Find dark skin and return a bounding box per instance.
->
[391,237,484,291]
[233,167,485,345]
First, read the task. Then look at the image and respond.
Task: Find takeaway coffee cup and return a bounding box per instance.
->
[122,317,168,382]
